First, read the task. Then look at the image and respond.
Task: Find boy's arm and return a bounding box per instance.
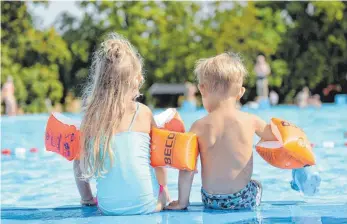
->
[165,121,200,210]
[73,160,96,206]
[253,115,277,141]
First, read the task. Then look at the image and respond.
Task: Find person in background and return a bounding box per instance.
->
[296,87,310,108]
[1,76,17,116]
[45,98,53,112]
[254,55,271,99]
[269,90,279,106]
[180,82,197,111]
[323,84,341,97]
[308,94,322,108]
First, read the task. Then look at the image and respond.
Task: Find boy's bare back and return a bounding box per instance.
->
[194,106,259,194]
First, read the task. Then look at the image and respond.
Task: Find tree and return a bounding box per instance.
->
[1,1,71,113]
[198,2,287,101]
[258,1,347,102]
[57,1,201,102]
[58,1,287,104]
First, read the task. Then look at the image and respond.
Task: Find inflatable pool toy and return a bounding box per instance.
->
[150,127,198,171]
[151,108,199,171]
[45,113,81,161]
[45,109,186,161]
[291,165,321,196]
[45,109,198,171]
[256,118,315,169]
[154,108,185,133]
[45,109,185,161]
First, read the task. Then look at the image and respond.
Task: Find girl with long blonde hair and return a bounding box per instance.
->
[73,33,170,215]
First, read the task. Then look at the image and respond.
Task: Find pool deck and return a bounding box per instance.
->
[2,201,347,224]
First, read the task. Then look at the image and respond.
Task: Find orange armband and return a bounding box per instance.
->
[154,108,185,133]
[45,113,81,161]
[44,109,190,162]
[150,127,198,171]
[256,118,316,169]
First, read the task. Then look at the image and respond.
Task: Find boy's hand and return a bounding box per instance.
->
[254,115,277,141]
[165,200,188,210]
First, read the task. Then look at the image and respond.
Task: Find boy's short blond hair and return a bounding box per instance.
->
[194,52,247,95]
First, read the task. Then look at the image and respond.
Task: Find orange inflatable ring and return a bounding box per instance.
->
[255,118,316,169]
[45,109,199,171]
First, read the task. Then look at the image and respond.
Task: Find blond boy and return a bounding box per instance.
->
[166,53,276,210]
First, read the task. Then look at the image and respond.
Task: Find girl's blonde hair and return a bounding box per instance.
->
[80,32,144,178]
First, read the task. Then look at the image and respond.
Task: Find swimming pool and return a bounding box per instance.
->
[1,105,347,223]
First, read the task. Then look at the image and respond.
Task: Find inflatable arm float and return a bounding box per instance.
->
[255,118,316,169]
[45,108,198,171]
[255,118,320,196]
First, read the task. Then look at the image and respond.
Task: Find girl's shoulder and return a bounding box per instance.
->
[131,102,153,133]
[136,103,154,124]
[138,102,153,116]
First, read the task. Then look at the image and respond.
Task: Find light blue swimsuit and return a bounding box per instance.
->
[96,103,159,215]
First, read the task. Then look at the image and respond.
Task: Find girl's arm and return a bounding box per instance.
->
[73,160,96,206]
[151,115,168,187]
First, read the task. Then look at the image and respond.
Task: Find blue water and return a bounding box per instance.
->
[1,105,347,223]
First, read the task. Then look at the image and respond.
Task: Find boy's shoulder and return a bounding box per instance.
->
[190,114,215,136]
[237,111,260,128]
[237,110,257,120]
[192,110,257,131]
[190,114,218,149]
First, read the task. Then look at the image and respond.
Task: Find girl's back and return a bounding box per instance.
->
[75,33,169,215]
[97,103,159,215]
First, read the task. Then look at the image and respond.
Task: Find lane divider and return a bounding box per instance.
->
[1,147,41,158]
[311,141,347,148]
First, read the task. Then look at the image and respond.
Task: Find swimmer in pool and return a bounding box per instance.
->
[166,53,276,210]
[182,82,198,111]
[1,76,17,116]
[296,87,310,108]
[73,33,170,215]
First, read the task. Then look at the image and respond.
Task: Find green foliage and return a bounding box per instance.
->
[58,1,286,102]
[1,1,71,113]
[2,1,347,110]
[199,2,287,100]
[57,1,202,97]
[259,1,347,102]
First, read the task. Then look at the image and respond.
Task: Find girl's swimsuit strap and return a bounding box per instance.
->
[128,102,140,131]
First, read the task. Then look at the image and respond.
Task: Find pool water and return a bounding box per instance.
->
[1,105,347,223]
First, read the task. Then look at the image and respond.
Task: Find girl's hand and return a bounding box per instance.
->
[164,200,188,210]
[80,197,97,207]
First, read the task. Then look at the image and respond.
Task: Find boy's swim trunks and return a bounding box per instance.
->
[201,180,262,210]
